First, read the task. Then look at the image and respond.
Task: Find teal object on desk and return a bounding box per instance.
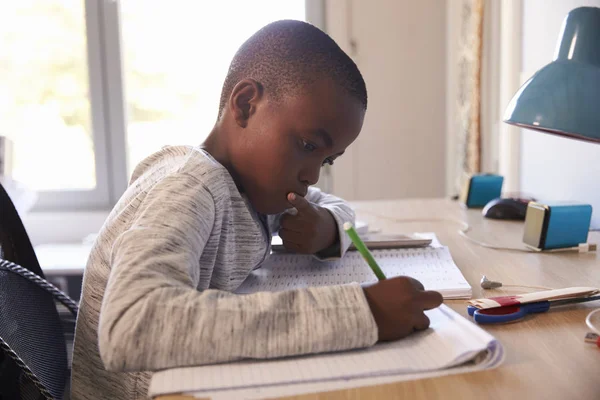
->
[544,203,593,249]
[523,202,593,250]
[460,174,504,208]
[504,7,600,144]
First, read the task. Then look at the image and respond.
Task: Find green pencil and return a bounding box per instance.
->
[343,222,387,280]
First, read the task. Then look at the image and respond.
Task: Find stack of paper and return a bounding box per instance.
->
[149,305,504,399]
[149,234,502,399]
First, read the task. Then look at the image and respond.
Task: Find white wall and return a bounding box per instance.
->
[520,0,600,228]
[326,0,446,200]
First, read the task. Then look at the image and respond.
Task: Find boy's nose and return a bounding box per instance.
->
[300,164,321,186]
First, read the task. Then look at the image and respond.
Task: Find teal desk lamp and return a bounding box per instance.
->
[504,6,600,143]
[503,6,600,241]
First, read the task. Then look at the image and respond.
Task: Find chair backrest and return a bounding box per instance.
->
[0,183,70,399]
[0,262,70,400]
[0,181,44,277]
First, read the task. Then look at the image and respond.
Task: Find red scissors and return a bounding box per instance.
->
[468,295,600,324]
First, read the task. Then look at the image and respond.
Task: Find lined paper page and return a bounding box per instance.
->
[236,245,471,299]
[192,348,504,400]
[149,305,501,396]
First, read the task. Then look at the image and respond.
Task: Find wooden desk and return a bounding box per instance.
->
[155,199,600,400]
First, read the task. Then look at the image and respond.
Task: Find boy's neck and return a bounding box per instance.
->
[202,124,245,193]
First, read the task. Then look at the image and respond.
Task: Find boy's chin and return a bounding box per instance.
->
[251,197,288,215]
[255,203,288,216]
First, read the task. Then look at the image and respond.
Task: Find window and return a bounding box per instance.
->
[2,0,323,211]
[0,0,103,210]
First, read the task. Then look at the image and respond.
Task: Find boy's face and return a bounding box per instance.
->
[230,78,365,215]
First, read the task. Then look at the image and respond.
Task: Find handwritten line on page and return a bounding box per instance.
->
[149,305,504,397]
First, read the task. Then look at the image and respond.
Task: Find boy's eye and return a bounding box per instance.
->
[302,139,317,152]
[322,157,335,166]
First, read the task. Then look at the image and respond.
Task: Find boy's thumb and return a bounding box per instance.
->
[287,192,311,211]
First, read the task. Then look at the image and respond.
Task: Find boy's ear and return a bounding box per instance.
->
[229,79,264,128]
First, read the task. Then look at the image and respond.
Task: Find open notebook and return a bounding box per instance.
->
[149,235,499,399]
[149,305,504,399]
[238,233,472,299]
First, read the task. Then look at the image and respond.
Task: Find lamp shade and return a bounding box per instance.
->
[503,7,600,143]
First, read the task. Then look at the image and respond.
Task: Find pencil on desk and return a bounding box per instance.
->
[343,222,387,280]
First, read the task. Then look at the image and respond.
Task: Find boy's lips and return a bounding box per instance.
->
[285,188,308,199]
[296,187,308,197]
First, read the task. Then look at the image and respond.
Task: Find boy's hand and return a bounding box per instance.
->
[363,277,443,341]
[279,192,338,254]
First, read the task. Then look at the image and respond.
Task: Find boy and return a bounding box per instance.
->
[71,20,442,400]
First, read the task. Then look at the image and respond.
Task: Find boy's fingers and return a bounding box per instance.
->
[287,192,312,211]
[283,239,304,253]
[406,277,425,291]
[279,228,303,244]
[413,313,431,331]
[279,215,303,232]
[418,290,444,310]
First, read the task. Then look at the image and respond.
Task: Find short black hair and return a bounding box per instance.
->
[218,20,367,118]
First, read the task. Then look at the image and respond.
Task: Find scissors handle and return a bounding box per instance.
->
[468,301,551,324]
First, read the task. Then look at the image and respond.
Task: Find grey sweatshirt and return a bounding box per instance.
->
[70,146,378,400]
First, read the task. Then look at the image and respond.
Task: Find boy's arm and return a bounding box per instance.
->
[98,174,377,372]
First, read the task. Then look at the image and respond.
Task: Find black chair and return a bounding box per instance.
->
[0,182,78,400]
[0,259,78,400]
[0,181,44,277]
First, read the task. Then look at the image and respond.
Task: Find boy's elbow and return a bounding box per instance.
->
[98,309,144,372]
[98,319,129,371]
[98,286,165,371]
[99,344,125,372]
